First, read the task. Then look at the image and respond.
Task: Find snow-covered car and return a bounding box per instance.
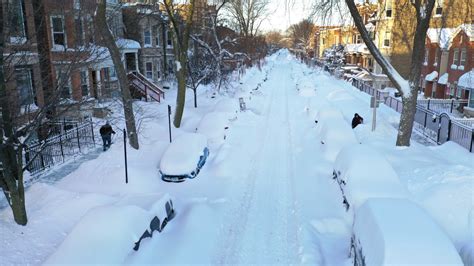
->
[333,145,410,211]
[317,118,358,161]
[159,133,209,182]
[196,112,229,147]
[214,98,239,120]
[351,198,463,266]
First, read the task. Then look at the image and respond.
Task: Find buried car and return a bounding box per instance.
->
[351,198,463,266]
[159,133,209,182]
[196,112,230,147]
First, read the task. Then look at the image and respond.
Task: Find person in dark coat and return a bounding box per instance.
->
[352,113,364,129]
[99,122,116,151]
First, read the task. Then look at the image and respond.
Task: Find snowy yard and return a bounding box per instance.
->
[1,50,472,265]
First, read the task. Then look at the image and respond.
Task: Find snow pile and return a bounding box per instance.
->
[353,198,463,265]
[214,98,239,119]
[334,145,410,211]
[160,133,208,175]
[45,205,151,264]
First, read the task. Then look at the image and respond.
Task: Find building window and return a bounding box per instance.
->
[15,68,35,107]
[383,31,391,47]
[452,48,459,65]
[385,0,393,18]
[51,16,66,48]
[75,16,84,47]
[433,48,439,66]
[168,59,174,74]
[424,49,429,64]
[154,26,160,46]
[457,87,462,98]
[167,30,173,47]
[56,68,71,99]
[108,67,117,81]
[9,0,27,43]
[80,70,89,97]
[356,34,362,44]
[460,48,467,66]
[144,28,151,46]
[156,62,161,79]
[435,0,443,15]
[145,62,153,79]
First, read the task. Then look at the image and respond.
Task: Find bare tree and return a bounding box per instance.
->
[287,19,314,51]
[312,0,437,146]
[95,0,139,149]
[225,0,270,37]
[162,0,196,128]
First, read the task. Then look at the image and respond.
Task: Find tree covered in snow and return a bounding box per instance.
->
[312,0,437,146]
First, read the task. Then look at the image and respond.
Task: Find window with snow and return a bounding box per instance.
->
[385,0,393,18]
[51,16,66,47]
[15,68,35,107]
[144,29,152,46]
[452,48,459,65]
[80,70,89,97]
[8,0,27,43]
[383,31,391,47]
[145,62,153,79]
[460,49,466,66]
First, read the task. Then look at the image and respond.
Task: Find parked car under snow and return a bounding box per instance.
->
[333,145,410,211]
[351,198,463,266]
[159,133,209,182]
[196,112,230,147]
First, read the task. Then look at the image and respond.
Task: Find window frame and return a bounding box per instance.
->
[145,61,153,79]
[144,28,152,46]
[51,15,67,48]
[9,0,27,43]
[15,67,35,107]
[460,48,467,66]
[452,48,459,65]
[385,0,393,18]
[383,31,391,48]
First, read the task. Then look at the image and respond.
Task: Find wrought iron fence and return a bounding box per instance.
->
[24,121,96,174]
[351,79,474,152]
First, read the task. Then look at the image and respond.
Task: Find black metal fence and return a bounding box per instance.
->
[24,121,97,174]
[351,79,474,152]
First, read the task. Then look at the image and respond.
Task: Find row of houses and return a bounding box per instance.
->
[3,0,219,126]
[308,0,473,112]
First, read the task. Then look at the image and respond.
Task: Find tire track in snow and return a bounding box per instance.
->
[213,54,301,264]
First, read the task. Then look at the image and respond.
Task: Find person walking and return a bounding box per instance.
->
[352,113,364,129]
[99,122,116,151]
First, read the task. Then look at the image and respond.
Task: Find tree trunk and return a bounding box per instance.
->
[174,54,187,127]
[0,1,28,226]
[344,0,435,147]
[95,0,139,149]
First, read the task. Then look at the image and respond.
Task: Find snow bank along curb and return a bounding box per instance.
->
[45,195,175,264]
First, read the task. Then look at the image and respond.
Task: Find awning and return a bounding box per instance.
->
[425,71,438,82]
[438,73,449,85]
[458,69,474,89]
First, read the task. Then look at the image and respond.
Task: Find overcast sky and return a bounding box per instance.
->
[261,0,313,32]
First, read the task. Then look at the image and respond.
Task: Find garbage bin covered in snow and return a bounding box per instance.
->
[333,145,410,212]
[351,198,463,266]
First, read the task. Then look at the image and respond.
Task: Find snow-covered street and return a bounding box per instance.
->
[1,51,472,265]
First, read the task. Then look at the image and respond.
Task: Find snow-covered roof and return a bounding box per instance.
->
[448,24,474,48]
[427,28,456,49]
[87,46,113,69]
[354,198,463,265]
[344,44,369,54]
[458,69,474,89]
[116,38,140,50]
[425,71,438,81]
[365,23,375,32]
[160,133,208,175]
[197,112,229,143]
[438,72,449,85]
[334,145,410,211]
